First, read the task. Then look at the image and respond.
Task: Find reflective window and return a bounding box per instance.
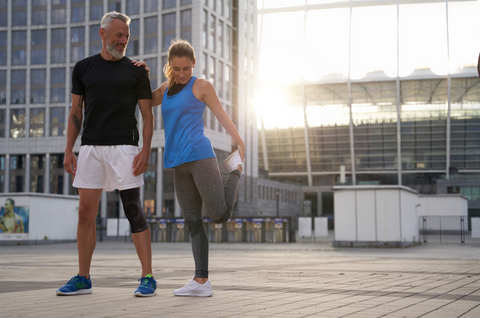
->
[225,0,230,20]
[209,15,215,52]
[217,0,223,15]
[0,70,5,104]
[202,10,208,48]
[181,0,192,4]
[10,109,26,138]
[225,64,230,100]
[89,25,102,56]
[162,14,175,52]
[126,19,139,56]
[12,11,27,26]
[0,31,6,65]
[52,29,66,64]
[145,0,158,11]
[90,4,103,21]
[448,1,480,73]
[71,27,85,62]
[304,8,349,82]
[52,28,66,44]
[127,0,140,15]
[71,6,85,23]
[399,3,448,76]
[71,27,85,44]
[202,53,208,79]
[0,109,5,137]
[163,0,176,9]
[31,69,46,104]
[32,9,47,25]
[50,107,66,136]
[225,25,230,60]
[108,0,121,12]
[217,20,223,56]
[218,61,223,99]
[31,30,47,64]
[145,17,158,54]
[12,70,26,86]
[51,68,66,103]
[71,47,85,63]
[30,108,45,137]
[52,8,67,24]
[51,49,65,63]
[351,6,396,79]
[13,31,27,46]
[181,9,192,43]
[30,155,45,193]
[32,30,47,45]
[0,12,6,27]
[31,69,47,83]
[50,154,64,194]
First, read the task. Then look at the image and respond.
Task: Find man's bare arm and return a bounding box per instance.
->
[132,99,154,177]
[64,94,84,175]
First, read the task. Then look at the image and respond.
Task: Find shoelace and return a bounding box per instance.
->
[67,276,82,285]
[138,277,153,287]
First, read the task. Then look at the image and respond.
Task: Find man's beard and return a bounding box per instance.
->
[106,42,126,59]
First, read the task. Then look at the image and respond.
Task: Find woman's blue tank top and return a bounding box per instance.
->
[161,76,216,168]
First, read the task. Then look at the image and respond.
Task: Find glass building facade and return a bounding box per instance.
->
[256,0,480,218]
[0,0,258,218]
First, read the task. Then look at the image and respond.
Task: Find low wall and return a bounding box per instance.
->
[0,193,78,243]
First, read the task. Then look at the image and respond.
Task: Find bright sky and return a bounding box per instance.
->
[255,0,480,129]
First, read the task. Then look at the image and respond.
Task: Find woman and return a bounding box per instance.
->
[152,40,244,297]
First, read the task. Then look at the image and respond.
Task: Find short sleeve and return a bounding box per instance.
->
[135,69,153,100]
[71,62,85,96]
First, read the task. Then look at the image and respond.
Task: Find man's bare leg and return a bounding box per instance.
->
[77,188,103,278]
[132,229,153,277]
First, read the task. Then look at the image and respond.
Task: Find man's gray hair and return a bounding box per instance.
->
[101,11,131,30]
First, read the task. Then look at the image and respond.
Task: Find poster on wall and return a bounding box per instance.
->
[0,197,29,240]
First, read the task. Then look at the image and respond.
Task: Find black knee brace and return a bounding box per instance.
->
[120,188,149,233]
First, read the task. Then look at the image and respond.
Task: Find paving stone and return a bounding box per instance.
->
[1,242,480,317]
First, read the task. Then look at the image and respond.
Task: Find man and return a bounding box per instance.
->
[57,12,155,297]
[0,198,24,233]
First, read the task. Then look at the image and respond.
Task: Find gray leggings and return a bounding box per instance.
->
[174,157,241,278]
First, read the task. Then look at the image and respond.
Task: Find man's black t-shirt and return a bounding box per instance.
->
[71,54,152,146]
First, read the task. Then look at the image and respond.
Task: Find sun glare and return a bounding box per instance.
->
[255,88,305,129]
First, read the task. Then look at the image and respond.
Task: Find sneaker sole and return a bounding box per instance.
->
[56,288,92,296]
[134,291,157,297]
[173,292,213,297]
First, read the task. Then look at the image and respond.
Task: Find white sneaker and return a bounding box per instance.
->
[173,278,213,297]
[223,149,243,172]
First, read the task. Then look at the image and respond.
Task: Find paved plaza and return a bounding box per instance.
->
[1,241,480,318]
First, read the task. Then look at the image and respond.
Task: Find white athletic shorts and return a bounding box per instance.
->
[73,145,144,192]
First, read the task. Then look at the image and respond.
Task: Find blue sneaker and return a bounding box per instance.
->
[56,275,92,296]
[134,274,157,297]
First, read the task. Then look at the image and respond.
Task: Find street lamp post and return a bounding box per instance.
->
[276,189,279,217]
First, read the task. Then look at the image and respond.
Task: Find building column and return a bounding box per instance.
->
[100,191,107,219]
[156,147,163,217]
[396,1,402,185]
[119,193,125,218]
[44,153,50,193]
[174,190,181,218]
[63,170,69,195]
[25,154,30,193]
[4,154,10,193]
[347,1,356,185]
[445,0,452,179]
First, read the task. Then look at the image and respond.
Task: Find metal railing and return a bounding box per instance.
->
[419,216,480,245]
